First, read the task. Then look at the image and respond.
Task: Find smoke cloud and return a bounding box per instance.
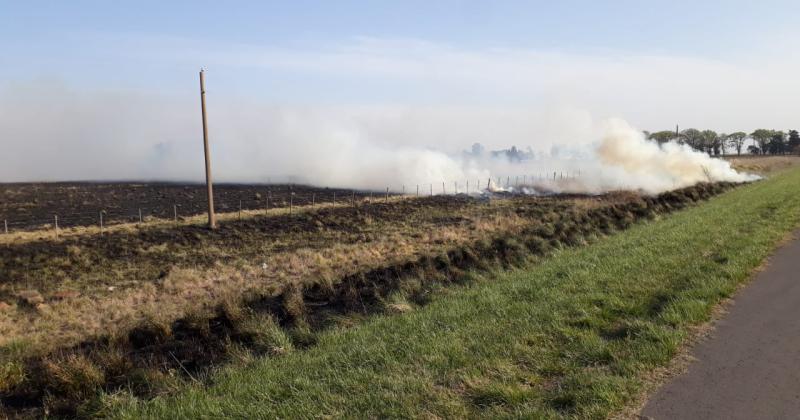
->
[591,119,759,193]
[489,118,759,195]
[1,83,756,194]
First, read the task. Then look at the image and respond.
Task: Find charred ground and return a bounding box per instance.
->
[0,181,737,417]
[0,182,372,230]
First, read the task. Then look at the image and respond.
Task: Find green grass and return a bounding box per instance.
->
[105,168,800,419]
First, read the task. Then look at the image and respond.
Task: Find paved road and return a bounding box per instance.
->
[642,232,800,420]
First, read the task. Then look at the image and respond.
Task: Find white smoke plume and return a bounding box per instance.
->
[487,118,759,195]
[0,83,757,194]
[590,119,759,193]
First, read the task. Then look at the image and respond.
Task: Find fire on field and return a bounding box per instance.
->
[0,183,736,417]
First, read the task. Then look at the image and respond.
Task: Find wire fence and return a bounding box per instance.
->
[1,173,582,234]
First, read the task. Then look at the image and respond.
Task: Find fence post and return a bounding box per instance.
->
[385,187,389,203]
[442,182,445,195]
[3,219,7,234]
[138,208,143,224]
[312,193,316,206]
[352,190,355,208]
[430,184,433,197]
[454,181,457,194]
[54,215,59,238]
[416,184,419,197]
[487,178,490,190]
[173,205,178,225]
[99,211,104,234]
[238,200,242,221]
[290,194,293,215]
[333,191,337,206]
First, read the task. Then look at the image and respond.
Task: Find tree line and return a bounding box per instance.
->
[644,129,800,156]
[466,143,535,161]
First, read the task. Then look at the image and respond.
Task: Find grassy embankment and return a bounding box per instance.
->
[106,166,800,419]
[5,187,702,416]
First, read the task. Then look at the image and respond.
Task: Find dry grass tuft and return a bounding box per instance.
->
[235,313,293,356]
[40,353,105,400]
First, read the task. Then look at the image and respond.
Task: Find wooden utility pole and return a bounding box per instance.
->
[199,69,217,229]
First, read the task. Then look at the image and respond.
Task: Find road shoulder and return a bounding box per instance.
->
[641,230,800,419]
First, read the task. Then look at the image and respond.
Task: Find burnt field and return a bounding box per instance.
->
[0,181,738,417]
[0,182,376,231]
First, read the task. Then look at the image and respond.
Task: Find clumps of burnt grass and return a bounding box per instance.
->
[0,192,488,299]
[0,182,737,418]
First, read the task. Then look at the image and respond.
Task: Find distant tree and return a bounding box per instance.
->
[503,146,534,161]
[747,145,761,155]
[700,130,718,155]
[750,129,774,155]
[648,130,676,145]
[788,130,800,154]
[488,145,534,162]
[471,143,485,156]
[727,132,748,156]
[714,132,727,155]
[767,131,787,155]
[680,128,704,151]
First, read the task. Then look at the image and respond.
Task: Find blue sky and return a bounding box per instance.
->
[2,1,800,182]
[4,0,799,100]
[4,1,794,54]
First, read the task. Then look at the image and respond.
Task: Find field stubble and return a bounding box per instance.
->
[725,154,800,174]
[0,183,373,232]
[0,181,735,417]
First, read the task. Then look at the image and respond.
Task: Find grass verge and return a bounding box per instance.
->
[102,167,800,418]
